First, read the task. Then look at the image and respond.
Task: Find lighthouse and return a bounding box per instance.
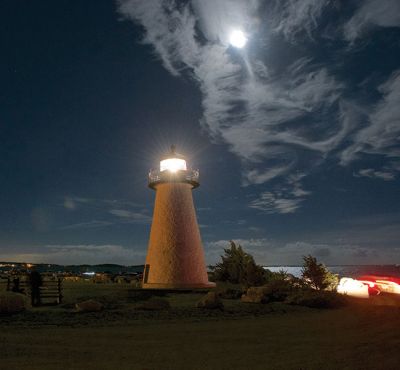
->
[143,146,215,289]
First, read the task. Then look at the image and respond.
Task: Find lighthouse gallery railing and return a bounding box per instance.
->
[148,169,199,189]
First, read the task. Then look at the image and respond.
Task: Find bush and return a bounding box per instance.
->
[301,255,339,291]
[211,241,267,287]
[262,279,294,302]
[0,292,27,315]
[241,280,294,304]
[286,290,347,309]
[215,282,244,299]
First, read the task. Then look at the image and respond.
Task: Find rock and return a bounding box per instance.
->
[0,292,26,314]
[219,288,243,300]
[75,299,104,312]
[241,286,270,304]
[137,298,171,311]
[197,292,223,309]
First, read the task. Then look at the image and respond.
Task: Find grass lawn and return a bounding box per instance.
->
[1,282,400,370]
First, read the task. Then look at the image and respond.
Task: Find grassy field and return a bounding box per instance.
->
[1,281,400,370]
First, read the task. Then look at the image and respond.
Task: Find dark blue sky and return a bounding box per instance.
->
[1,0,400,265]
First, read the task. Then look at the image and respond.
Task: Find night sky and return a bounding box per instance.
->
[1,0,400,265]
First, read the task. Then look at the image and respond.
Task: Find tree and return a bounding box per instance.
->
[301,255,338,291]
[212,241,266,286]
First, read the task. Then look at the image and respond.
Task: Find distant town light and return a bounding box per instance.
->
[160,158,187,173]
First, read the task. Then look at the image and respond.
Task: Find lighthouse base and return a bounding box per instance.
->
[142,281,216,290]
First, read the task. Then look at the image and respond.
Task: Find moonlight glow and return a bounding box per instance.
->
[229,30,247,48]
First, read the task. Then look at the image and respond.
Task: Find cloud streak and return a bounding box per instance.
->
[205,237,400,265]
[60,196,151,229]
[343,0,400,42]
[249,173,311,214]
[341,70,400,165]
[0,245,146,265]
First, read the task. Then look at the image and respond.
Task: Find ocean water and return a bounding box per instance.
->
[264,266,303,278]
[264,265,400,278]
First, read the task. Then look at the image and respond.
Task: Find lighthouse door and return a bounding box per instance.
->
[143,264,150,283]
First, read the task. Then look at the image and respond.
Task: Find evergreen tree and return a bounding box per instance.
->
[301,255,338,290]
[212,241,266,286]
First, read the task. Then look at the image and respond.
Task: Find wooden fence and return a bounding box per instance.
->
[0,276,63,305]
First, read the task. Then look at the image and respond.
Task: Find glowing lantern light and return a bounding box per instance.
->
[160,158,187,173]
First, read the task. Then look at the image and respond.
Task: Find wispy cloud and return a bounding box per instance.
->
[249,174,311,214]
[249,192,304,214]
[117,0,400,214]
[60,196,150,229]
[341,70,400,165]
[59,220,114,230]
[109,209,151,224]
[267,0,331,42]
[343,0,400,42]
[354,168,395,181]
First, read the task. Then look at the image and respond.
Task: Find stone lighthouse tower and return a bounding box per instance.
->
[143,146,215,289]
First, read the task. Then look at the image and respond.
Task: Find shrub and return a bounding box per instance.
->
[286,290,347,309]
[301,255,339,291]
[0,292,27,315]
[262,279,294,302]
[211,241,267,287]
[241,279,294,304]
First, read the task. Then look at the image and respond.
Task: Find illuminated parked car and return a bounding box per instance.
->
[337,277,369,298]
[358,275,400,295]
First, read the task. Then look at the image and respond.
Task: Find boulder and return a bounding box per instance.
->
[75,299,104,312]
[137,298,171,311]
[241,286,270,304]
[219,288,243,300]
[197,292,223,309]
[0,292,26,314]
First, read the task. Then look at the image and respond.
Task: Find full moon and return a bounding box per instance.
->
[229,30,247,48]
